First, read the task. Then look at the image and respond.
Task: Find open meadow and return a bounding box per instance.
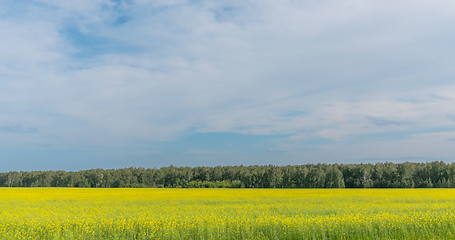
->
[0,188,454,239]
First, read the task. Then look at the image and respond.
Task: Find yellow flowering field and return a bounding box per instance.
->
[0,188,453,239]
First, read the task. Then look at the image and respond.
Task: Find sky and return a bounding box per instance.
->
[1,0,455,170]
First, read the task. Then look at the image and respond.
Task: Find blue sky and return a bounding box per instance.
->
[1,0,455,170]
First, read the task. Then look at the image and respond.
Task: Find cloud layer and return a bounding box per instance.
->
[1,0,455,169]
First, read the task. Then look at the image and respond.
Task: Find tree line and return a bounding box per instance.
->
[1,161,455,188]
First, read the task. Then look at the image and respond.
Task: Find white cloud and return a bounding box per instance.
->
[1,0,455,163]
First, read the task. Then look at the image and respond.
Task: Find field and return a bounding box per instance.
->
[0,189,454,239]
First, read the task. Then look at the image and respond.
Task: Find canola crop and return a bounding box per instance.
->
[0,188,453,239]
